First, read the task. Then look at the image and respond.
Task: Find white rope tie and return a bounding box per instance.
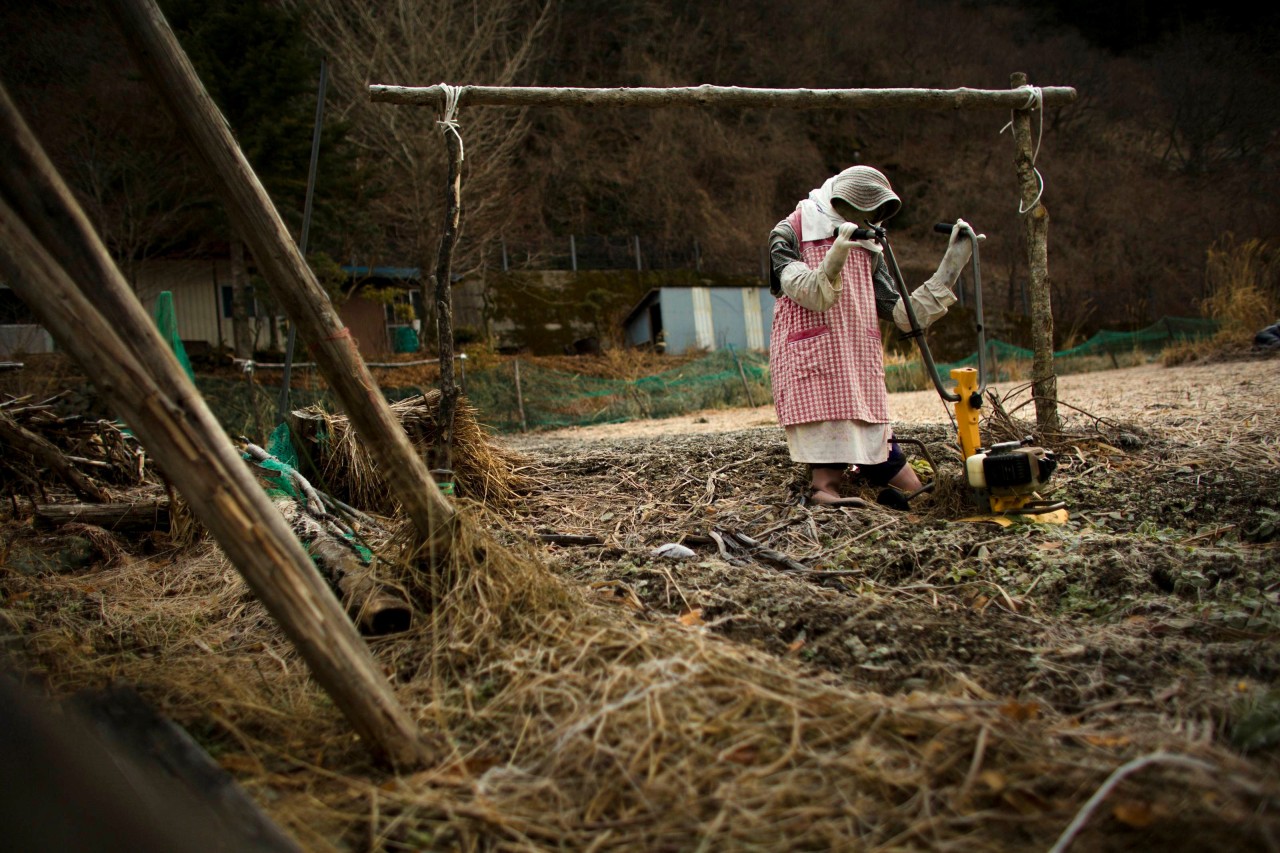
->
[437,83,465,162]
[1000,85,1044,214]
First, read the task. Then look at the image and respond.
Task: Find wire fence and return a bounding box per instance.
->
[491,235,764,277]
[197,316,1217,439]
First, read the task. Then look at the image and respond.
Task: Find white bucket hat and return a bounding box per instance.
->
[830,166,901,219]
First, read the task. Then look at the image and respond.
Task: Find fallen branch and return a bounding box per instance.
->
[722,530,810,573]
[538,533,604,546]
[1048,752,1220,853]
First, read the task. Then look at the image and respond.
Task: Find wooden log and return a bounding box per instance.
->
[1010,72,1060,434]
[100,0,454,563]
[73,683,303,853]
[284,504,413,637]
[537,533,603,546]
[513,358,528,433]
[35,500,170,532]
[0,97,427,767]
[370,83,1078,111]
[0,412,110,503]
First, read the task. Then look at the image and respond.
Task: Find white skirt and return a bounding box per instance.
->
[785,420,892,465]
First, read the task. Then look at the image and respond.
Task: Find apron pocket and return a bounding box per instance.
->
[788,327,834,377]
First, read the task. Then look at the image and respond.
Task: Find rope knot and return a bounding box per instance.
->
[436,83,465,162]
[999,85,1045,215]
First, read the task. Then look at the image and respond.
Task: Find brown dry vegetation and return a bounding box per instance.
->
[2,354,1279,850]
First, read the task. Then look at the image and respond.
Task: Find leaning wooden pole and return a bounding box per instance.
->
[103,0,454,561]
[1010,72,1060,434]
[371,83,1078,111]
[0,183,427,768]
[431,123,463,477]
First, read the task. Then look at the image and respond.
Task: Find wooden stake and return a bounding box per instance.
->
[1010,72,1060,434]
[371,83,1077,111]
[513,359,528,433]
[432,122,463,474]
[0,85,427,769]
[729,346,756,408]
[102,0,454,561]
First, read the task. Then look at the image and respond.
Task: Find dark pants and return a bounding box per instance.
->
[810,440,907,487]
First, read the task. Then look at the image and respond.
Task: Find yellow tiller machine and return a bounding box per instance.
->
[854,221,1064,519]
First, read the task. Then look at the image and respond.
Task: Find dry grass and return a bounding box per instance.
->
[8,502,1275,851]
[1165,235,1279,364]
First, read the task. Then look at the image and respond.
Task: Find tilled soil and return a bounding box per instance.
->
[502,357,1280,773]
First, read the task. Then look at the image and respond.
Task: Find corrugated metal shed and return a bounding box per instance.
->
[623,284,776,354]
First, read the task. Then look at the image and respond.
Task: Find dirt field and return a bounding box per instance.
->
[3,355,1280,851]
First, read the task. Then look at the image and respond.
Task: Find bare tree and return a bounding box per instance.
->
[295,0,552,351]
[67,110,201,293]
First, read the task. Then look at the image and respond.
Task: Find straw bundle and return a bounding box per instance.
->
[292,391,527,513]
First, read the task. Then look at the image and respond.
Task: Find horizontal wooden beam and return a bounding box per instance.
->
[370,83,1077,111]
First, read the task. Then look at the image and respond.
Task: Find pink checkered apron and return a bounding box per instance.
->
[770,209,889,427]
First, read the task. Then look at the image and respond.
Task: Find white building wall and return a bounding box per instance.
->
[135,259,231,347]
[691,286,715,350]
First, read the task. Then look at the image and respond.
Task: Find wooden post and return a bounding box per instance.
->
[1010,72,1060,434]
[432,122,463,476]
[513,358,528,433]
[0,83,427,769]
[729,346,756,408]
[244,363,264,445]
[102,0,454,561]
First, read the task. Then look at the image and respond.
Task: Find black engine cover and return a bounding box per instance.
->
[983,452,1033,488]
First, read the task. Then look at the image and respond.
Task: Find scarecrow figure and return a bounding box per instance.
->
[768,165,978,507]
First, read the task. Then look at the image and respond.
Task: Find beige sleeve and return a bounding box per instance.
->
[780,261,841,312]
[891,273,958,331]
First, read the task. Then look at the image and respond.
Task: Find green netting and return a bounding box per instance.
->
[246,420,373,564]
[194,316,1220,438]
[464,348,770,432]
[153,291,194,381]
[928,316,1219,382]
[253,422,302,499]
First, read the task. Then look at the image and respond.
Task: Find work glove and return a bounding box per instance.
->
[780,223,861,313]
[893,219,985,332]
[820,222,860,285]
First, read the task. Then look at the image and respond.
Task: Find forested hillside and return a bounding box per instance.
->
[3,0,1276,339]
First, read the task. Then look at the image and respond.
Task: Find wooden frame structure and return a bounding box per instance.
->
[372,79,1075,432]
